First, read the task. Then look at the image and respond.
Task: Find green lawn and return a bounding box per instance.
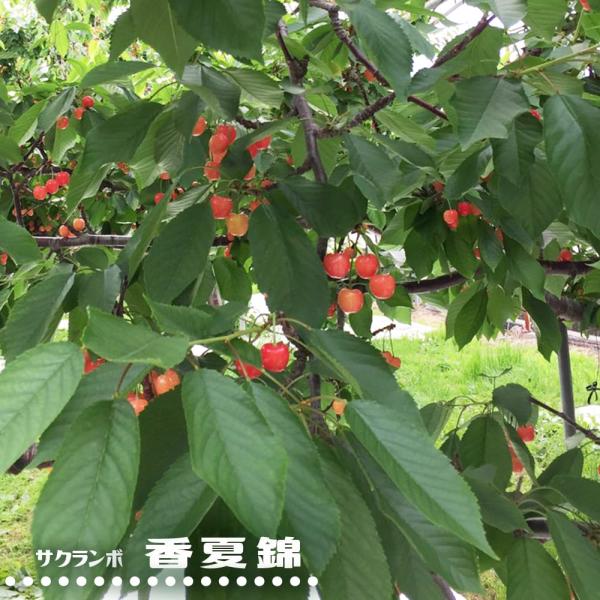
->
[1,330,599,597]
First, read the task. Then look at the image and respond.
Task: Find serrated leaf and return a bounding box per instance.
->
[248,203,329,328]
[551,475,600,521]
[212,256,253,304]
[83,307,189,368]
[346,401,496,558]
[504,238,546,300]
[0,268,74,362]
[123,453,216,585]
[169,0,264,60]
[525,0,566,38]
[318,449,393,600]
[306,329,422,425]
[249,384,340,575]
[0,134,22,164]
[451,77,529,149]
[130,0,198,74]
[506,538,569,600]
[32,401,139,600]
[226,68,282,107]
[9,101,46,145]
[522,288,562,359]
[547,511,600,600]
[183,370,287,537]
[454,287,488,348]
[109,9,136,60]
[143,203,215,303]
[38,87,76,132]
[342,1,413,97]
[0,342,82,474]
[538,448,583,486]
[0,216,42,263]
[460,416,512,489]
[492,383,533,425]
[81,61,155,88]
[544,95,600,237]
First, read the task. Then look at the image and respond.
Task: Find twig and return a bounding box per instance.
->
[235,115,260,130]
[432,14,493,68]
[7,172,24,227]
[529,395,600,446]
[371,323,397,337]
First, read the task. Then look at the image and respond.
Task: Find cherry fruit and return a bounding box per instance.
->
[355,254,379,279]
[261,342,290,373]
[323,253,351,279]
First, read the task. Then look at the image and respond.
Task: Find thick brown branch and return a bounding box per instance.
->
[33,234,231,250]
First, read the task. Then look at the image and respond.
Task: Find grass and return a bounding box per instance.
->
[1,329,599,598]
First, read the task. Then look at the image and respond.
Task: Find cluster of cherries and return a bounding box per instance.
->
[32,170,70,201]
[442,200,482,231]
[323,249,396,315]
[510,424,536,473]
[56,95,95,130]
[234,342,291,380]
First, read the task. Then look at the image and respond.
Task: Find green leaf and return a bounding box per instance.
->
[130,0,198,74]
[83,307,189,368]
[32,401,139,598]
[504,238,546,300]
[506,538,569,600]
[169,0,265,60]
[143,203,215,303]
[124,453,216,584]
[492,113,542,186]
[454,287,488,348]
[226,68,282,107]
[81,60,155,88]
[117,199,168,278]
[109,9,136,60]
[183,370,287,537]
[9,101,46,145]
[459,416,512,489]
[318,449,393,600]
[77,265,123,312]
[547,511,600,600]
[551,475,600,521]
[249,203,329,328]
[0,216,42,263]
[249,384,340,575]
[306,329,422,425]
[213,256,253,304]
[35,362,149,466]
[342,1,413,97]
[522,288,562,359]
[35,0,60,22]
[446,284,482,340]
[38,87,76,132]
[492,383,533,425]
[79,101,163,171]
[277,177,367,237]
[0,134,22,164]
[467,0,526,27]
[355,443,482,592]
[525,0,566,39]
[0,342,82,474]
[0,268,74,362]
[445,145,492,200]
[544,95,600,237]
[344,134,400,207]
[149,300,247,341]
[538,448,583,486]
[346,401,496,558]
[450,77,529,149]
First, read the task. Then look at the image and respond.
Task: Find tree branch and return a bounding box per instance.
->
[33,234,232,250]
[432,14,493,68]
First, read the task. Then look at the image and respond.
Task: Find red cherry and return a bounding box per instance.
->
[286,154,294,166]
[382,351,401,369]
[495,228,504,243]
[457,201,472,217]
[0,253,7,266]
[369,274,396,300]
[81,95,95,109]
[33,185,47,201]
[517,425,535,443]
[255,135,272,151]
[117,162,129,174]
[154,192,165,205]
[473,247,481,260]
[244,165,257,181]
[83,349,105,374]
[432,181,445,193]
[323,253,351,279]
[193,116,207,137]
[580,0,591,12]
[355,254,379,279]
[204,161,221,181]
[470,204,482,217]
[72,218,85,232]
[209,133,230,156]
[58,225,71,238]
[327,303,337,317]
[248,199,262,212]
[261,342,290,373]
[73,106,85,121]
[45,179,59,195]
[343,247,356,259]
[364,69,377,82]
[159,171,170,180]
[127,392,148,416]
[508,445,524,473]
[210,195,233,219]
[234,360,262,379]
[443,209,459,230]
[337,288,364,314]
[216,124,236,144]
[529,108,542,121]
[56,116,69,130]
[332,399,347,416]
[226,213,249,237]
[559,249,573,262]
[55,171,70,187]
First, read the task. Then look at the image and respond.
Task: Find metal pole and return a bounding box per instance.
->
[558,321,577,439]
